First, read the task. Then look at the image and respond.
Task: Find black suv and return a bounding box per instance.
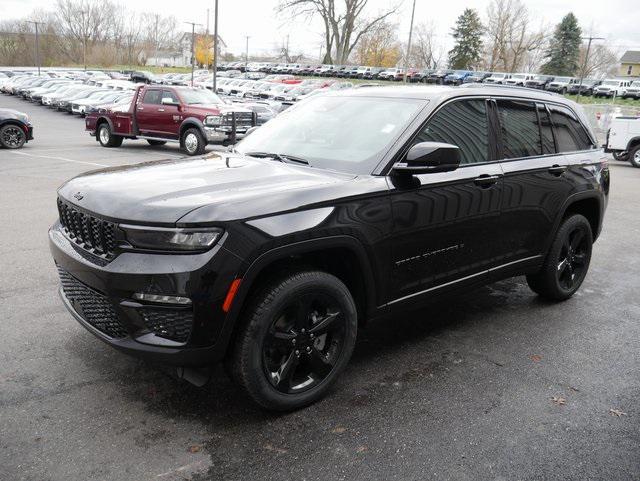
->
[50,85,609,410]
[0,108,33,149]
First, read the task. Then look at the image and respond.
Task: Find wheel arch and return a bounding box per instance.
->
[218,235,377,358]
[94,116,114,140]
[179,118,207,140]
[555,193,603,243]
[625,136,640,152]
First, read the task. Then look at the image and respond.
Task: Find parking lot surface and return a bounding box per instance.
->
[1,94,638,481]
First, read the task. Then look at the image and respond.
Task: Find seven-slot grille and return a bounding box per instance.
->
[57,198,117,260]
[57,267,128,339]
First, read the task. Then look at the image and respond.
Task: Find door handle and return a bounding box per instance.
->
[157,108,165,112]
[474,174,501,187]
[548,164,567,176]
[137,106,143,111]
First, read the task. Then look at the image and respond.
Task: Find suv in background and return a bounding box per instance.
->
[483,73,512,84]
[504,73,534,86]
[622,80,640,99]
[50,85,608,411]
[546,77,577,93]
[594,79,632,98]
[567,79,602,96]
[525,75,555,90]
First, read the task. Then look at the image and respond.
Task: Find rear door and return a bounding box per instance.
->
[136,88,163,135]
[497,99,597,266]
[155,89,182,137]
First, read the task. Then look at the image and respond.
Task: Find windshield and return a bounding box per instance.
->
[631,81,640,87]
[176,88,223,105]
[602,80,618,86]
[236,94,425,175]
[513,74,526,79]
[554,77,571,82]
[533,75,548,80]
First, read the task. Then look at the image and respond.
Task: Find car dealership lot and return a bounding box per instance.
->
[1,93,639,481]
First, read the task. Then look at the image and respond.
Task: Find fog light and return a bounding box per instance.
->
[133,293,192,305]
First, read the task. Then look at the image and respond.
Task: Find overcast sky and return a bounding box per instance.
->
[4,0,640,59]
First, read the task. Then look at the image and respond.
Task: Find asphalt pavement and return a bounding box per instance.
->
[0,94,638,481]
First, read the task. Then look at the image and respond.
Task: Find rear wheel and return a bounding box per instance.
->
[146,139,166,146]
[612,151,629,162]
[229,271,357,411]
[526,214,593,301]
[629,145,640,168]
[97,123,123,147]
[0,124,26,149]
[180,127,206,156]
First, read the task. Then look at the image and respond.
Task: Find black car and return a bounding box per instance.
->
[0,108,33,149]
[525,75,555,90]
[426,69,453,84]
[567,79,601,96]
[130,71,157,84]
[50,85,608,411]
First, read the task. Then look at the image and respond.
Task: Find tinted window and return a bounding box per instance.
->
[414,99,489,164]
[549,105,593,152]
[537,104,555,155]
[497,100,541,158]
[142,89,162,104]
[162,89,179,103]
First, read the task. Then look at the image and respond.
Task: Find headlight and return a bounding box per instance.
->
[204,115,222,127]
[120,225,223,252]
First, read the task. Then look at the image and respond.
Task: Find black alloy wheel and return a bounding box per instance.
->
[556,227,589,291]
[0,124,26,149]
[230,271,357,410]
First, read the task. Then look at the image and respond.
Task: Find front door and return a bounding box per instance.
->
[388,98,504,306]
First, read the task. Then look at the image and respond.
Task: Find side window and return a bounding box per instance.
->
[497,99,541,158]
[142,89,162,104]
[414,99,489,165]
[549,105,593,152]
[537,104,556,155]
[161,90,179,103]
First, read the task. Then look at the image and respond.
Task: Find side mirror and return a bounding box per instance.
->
[161,97,179,106]
[392,142,461,175]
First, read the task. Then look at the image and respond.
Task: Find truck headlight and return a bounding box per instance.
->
[120,225,223,251]
[204,115,222,127]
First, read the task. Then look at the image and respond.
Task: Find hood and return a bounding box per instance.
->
[58,153,357,225]
[185,104,251,115]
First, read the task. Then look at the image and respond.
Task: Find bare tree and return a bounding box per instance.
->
[579,44,619,78]
[408,22,444,69]
[484,0,545,72]
[278,0,401,64]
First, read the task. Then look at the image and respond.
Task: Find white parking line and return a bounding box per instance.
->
[7,150,109,167]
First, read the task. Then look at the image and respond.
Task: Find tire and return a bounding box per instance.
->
[97,123,122,148]
[229,270,358,411]
[146,139,166,146]
[561,87,567,95]
[180,127,206,156]
[0,124,26,149]
[629,145,640,168]
[612,151,629,162]
[526,214,593,301]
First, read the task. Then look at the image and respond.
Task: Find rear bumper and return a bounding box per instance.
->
[49,221,243,367]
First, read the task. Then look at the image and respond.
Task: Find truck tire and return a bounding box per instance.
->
[181,128,206,156]
[526,214,592,301]
[629,145,640,168]
[229,270,358,411]
[146,139,166,146]
[97,123,123,148]
[612,151,629,162]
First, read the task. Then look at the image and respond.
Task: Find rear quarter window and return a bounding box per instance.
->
[548,105,593,152]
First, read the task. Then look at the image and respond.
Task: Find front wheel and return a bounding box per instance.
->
[97,123,123,148]
[526,214,593,301]
[180,127,206,156]
[229,271,358,411]
[629,145,640,168]
[0,124,26,149]
[612,151,629,162]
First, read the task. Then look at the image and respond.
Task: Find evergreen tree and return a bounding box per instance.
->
[541,13,582,76]
[448,9,484,69]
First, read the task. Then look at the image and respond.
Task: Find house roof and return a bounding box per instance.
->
[620,50,640,63]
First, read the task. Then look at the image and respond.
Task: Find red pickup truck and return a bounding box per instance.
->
[85,85,255,155]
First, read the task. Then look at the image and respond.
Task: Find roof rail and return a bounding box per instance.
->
[458,83,562,96]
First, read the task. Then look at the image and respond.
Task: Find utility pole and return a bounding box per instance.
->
[245,36,250,71]
[212,0,219,92]
[403,0,417,83]
[184,21,202,85]
[27,21,43,76]
[153,14,159,69]
[81,10,88,71]
[576,35,605,103]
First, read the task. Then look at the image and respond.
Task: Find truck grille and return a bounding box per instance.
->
[58,267,128,339]
[222,111,254,128]
[140,308,193,343]
[57,198,117,260]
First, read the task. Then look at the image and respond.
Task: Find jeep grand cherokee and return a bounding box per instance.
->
[50,85,609,410]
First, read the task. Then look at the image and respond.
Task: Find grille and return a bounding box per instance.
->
[140,308,193,343]
[57,198,117,260]
[58,267,128,339]
[222,111,254,128]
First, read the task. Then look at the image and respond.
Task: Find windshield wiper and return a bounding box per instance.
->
[244,151,309,165]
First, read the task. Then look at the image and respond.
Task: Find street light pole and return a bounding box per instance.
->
[184,21,202,85]
[403,0,417,83]
[81,10,88,71]
[212,0,219,92]
[27,21,43,76]
[245,36,250,71]
[576,35,605,103]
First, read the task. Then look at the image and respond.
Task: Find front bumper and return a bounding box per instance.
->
[204,126,250,143]
[49,221,243,366]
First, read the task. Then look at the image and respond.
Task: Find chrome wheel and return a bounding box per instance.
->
[99,126,110,144]
[184,133,198,153]
[262,292,346,394]
[1,126,25,148]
